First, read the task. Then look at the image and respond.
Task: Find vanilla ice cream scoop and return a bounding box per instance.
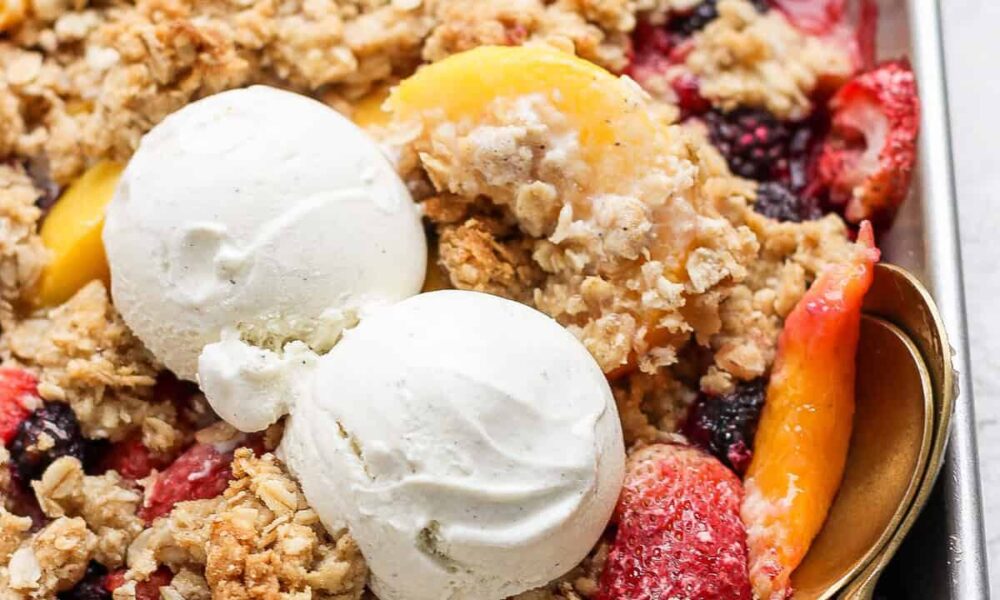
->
[278,290,625,600]
[103,85,426,381]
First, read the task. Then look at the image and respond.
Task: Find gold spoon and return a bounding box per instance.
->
[791,263,955,599]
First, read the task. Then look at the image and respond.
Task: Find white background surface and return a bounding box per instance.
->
[941,1,999,595]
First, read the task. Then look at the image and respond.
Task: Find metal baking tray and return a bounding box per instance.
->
[867,0,988,596]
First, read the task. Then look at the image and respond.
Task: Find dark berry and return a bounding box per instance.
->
[667,0,770,36]
[683,379,767,474]
[58,562,110,600]
[706,108,793,181]
[754,182,821,222]
[10,402,86,482]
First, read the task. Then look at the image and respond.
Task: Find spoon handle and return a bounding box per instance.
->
[837,561,880,600]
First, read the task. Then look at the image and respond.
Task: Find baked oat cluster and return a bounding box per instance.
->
[0,0,920,598]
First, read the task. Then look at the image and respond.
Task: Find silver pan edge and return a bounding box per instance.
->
[876,1,988,596]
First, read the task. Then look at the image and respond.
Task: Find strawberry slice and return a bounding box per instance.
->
[0,368,38,445]
[770,0,847,35]
[105,567,173,600]
[597,444,751,600]
[771,0,878,73]
[138,442,235,523]
[95,436,173,481]
[817,60,919,225]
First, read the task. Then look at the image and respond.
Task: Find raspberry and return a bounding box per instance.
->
[94,436,173,481]
[0,368,38,445]
[705,108,793,181]
[104,567,172,600]
[683,379,767,474]
[58,562,109,600]
[597,444,751,600]
[10,402,86,482]
[817,60,919,225]
[754,182,821,223]
[138,442,235,523]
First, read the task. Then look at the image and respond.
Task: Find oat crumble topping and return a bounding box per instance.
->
[685,0,853,119]
[0,280,173,443]
[0,0,869,596]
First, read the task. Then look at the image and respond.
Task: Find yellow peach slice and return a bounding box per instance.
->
[351,85,393,129]
[741,223,880,599]
[36,161,123,307]
[387,45,661,186]
[0,0,27,32]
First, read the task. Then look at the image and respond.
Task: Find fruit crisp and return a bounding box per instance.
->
[0,0,920,598]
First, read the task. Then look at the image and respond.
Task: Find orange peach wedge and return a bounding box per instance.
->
[35,161,123,307]
[741,222,880,600]
[387,45,663,194]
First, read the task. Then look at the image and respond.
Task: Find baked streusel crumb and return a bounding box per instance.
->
[0,280,172,443]
[0,0,884,596]
[685,0,853,119]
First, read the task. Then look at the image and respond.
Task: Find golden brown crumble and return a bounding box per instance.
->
[0,280,175,443]
[1,516,95,598]
[403,84,853,391]
[403,93,767,377]
[0,1,868,598]
[0,164,47,316]
[0,507,32,566]
[117,450,367,599]
[685,0,853,119]
[32,456,143,568]
[125,498,222,583]
[206,449,367,600]
[0,0,639,187]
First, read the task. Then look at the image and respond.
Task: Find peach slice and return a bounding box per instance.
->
[35,161,124,307]
[351,85,393,129]
[388,45,661,189]
[741,222,880,600]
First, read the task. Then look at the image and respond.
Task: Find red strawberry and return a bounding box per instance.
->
[0,368,38,445]
[771,0,878,73]
[138,442,235,523]
[817,60,919,225]
[770,0,847,35]
[105,567,172,600]
[96,436,173,481]
[597,444,751,600]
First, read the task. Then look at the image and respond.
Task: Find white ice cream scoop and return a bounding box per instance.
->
[103,85,427,381]
[278,290,625,600]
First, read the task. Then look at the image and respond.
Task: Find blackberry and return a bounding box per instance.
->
[667,0,770,36]
[10,402,86,482]
[58,562,110,600]
[683,379,767,474]
[705,108,792,181]
[754,182,821,222]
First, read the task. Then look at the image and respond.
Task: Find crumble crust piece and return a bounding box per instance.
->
[1,516,96,598]
[119,449,367,599]
[206,449,367,600]
[0,280,175,444]
[0,0,636,187]
[402,92,852,390]
[685,0,853,119]
[0,164,46,317]
[0,2,868,597]
[31,456,143,568]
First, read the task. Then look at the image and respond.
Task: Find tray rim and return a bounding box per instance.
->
[898,0,989,596]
